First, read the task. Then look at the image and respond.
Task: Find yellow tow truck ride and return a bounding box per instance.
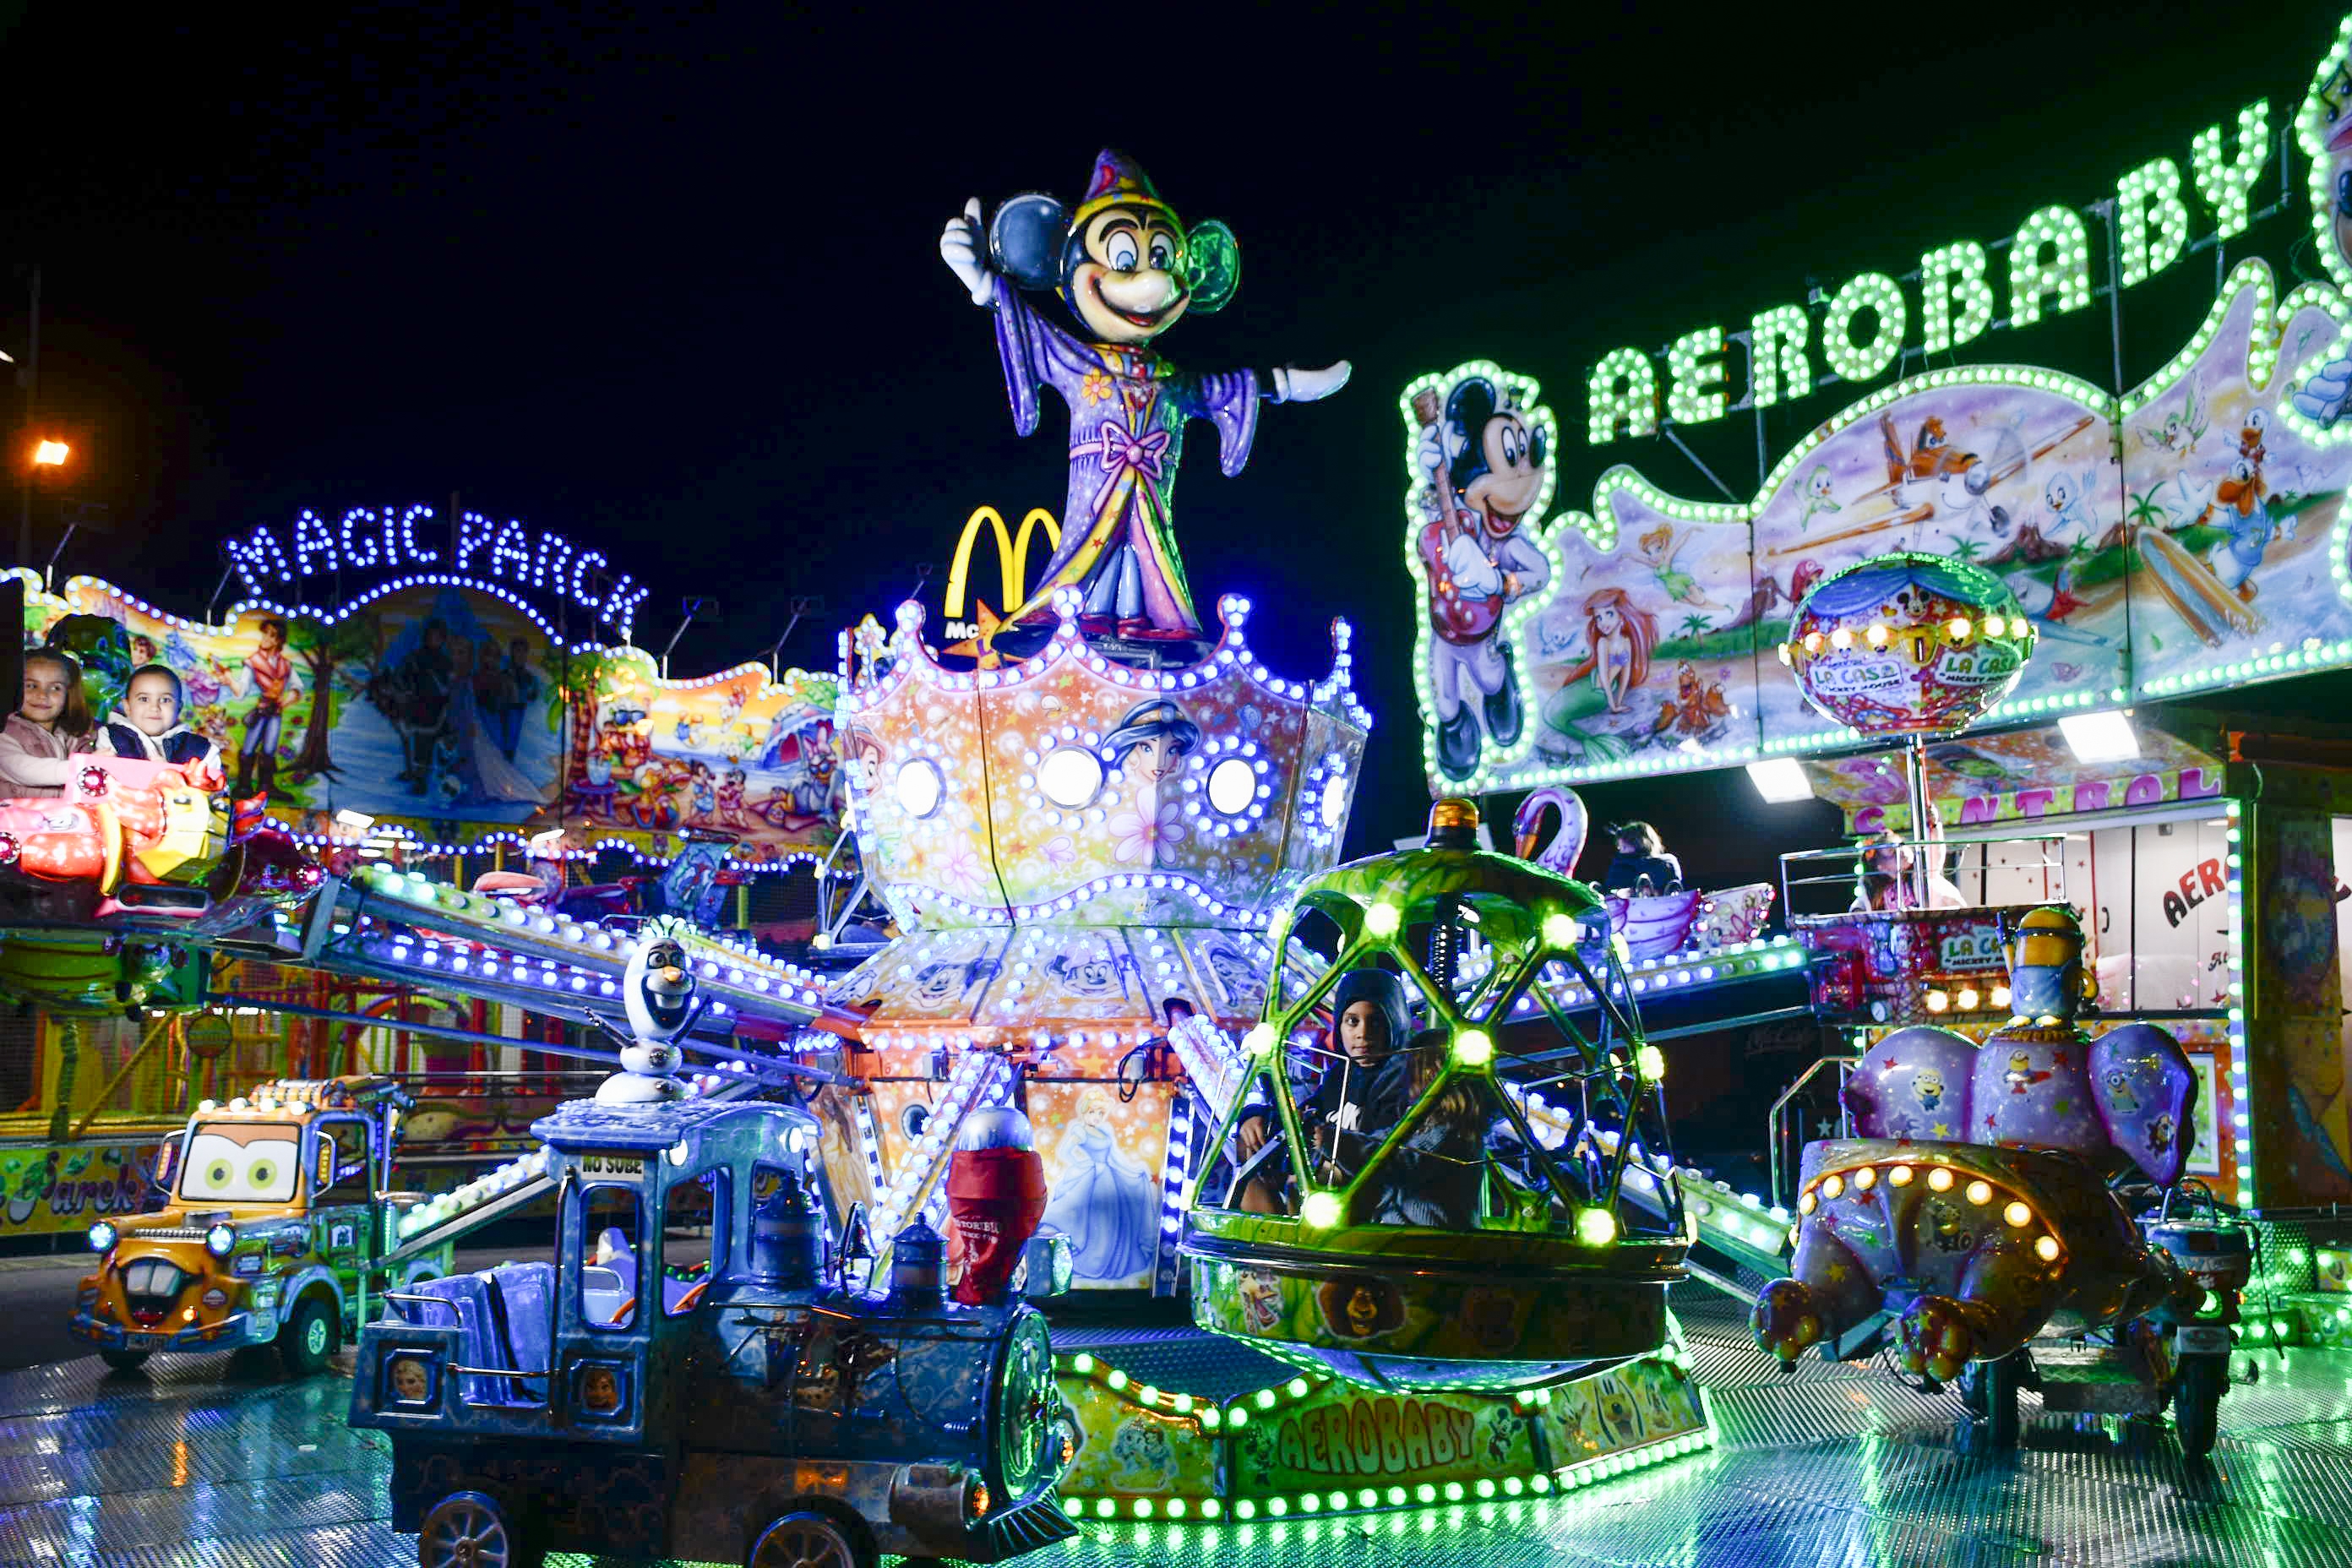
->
[72,1075,454,1375]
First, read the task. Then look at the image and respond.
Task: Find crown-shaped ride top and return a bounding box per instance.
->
[836,591,1370,933]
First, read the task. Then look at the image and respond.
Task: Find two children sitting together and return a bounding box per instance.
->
[1,650,223,798]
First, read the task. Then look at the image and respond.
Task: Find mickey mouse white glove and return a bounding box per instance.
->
[939,197,994,306]
[1444,534,1502,596]
[1417,429,1447,480]
[1271,361,1352,403]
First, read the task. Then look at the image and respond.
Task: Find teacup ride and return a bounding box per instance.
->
[1179,800,1690,1392]
[1511,786,1775,965]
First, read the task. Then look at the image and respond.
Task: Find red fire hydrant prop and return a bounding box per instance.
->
[946,1108,1048,1306]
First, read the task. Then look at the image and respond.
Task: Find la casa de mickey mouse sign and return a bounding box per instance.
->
[218,504,651,641]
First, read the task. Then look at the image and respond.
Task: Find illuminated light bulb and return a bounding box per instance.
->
[1452,1028,1494,1067]
[1854,1167,1877,1190]
[2034,1234,2061,1262]
[2003,1200,2031,1228]
[1636,1043,1665,1081]
[1576,1207,1617,1246]
[1964,1180,1993,1206]
[1955,988,1980,1011]
[1990,985,2011,1007]
[1829,627,1854,651]
[1821,1174,1844,1200]
[1925,990,1950,1014]
[1865,623,1888,647]
[1888,1164,1913,1187]
[1802,632,1823,654]
[1242,1023,1276,1057]
[1541,912,1577,948]
[1946,618,1970,641]
[1363,902,1401,938]
[1776,642,1793,666]
[1300,1190,1342,1228]
[1927,1167,1954,1192]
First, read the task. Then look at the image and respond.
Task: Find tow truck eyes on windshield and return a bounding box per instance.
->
[181,1129,303,1203]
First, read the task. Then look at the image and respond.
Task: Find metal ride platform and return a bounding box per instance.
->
[5,1288,2348,1567]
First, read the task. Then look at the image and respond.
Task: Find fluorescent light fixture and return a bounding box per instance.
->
[334,808,376,830]
[1745,758,1815,803]
[2058,710,2138,765]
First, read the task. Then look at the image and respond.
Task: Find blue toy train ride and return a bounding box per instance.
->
[348,1092,1074,1568]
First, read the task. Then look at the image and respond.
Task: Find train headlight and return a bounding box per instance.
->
[204,1223,237,1258]
[87,1222,117,1254]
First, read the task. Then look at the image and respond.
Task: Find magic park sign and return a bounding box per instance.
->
[219,504,651,643]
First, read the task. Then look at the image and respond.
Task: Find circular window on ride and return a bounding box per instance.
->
[895,760,945,819]
[1207,757,1257,815]
[1037,746,1103,808]
[1318,766,1349,828]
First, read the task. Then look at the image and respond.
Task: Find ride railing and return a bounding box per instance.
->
[1778,832,2072,921]
[1767,1054,1859,1212]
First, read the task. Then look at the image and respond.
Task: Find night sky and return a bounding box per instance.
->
[0,3,2328,886]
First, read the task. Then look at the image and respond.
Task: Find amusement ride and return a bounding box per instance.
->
[13,18,2352,1566]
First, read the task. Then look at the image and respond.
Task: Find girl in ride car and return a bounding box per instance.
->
[0,648,94,798]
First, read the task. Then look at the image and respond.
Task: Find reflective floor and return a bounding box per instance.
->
[8,1288,2350,1566]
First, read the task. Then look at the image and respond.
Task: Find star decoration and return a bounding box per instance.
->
[1984,1113,1998,1129]
[1931,1123,1952,1138]
[2052,1050,2070,1068]
[943,599,1008,668]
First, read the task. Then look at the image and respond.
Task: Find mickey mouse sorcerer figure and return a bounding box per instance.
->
[941,150,1350,643]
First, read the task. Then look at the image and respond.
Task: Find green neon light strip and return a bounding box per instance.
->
[1054,1424,1715,1522]
[2303,24,2352,294]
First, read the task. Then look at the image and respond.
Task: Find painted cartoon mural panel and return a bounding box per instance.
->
[565,659,841,858]
[1538,482,1751,774]
[1028,1081,1168,1290]
[2123,276,2352,688]
[22,574,844,862]
[1750,376,2114,738]
[1404,264,2352,793]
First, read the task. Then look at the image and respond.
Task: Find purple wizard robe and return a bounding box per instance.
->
[989,277,1259,635]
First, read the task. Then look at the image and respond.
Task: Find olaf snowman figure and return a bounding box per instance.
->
[596,928,704,1105]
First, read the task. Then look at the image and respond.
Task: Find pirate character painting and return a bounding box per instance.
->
[940,150,1349,645]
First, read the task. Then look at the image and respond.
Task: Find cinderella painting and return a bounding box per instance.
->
[1039,1093,1158,1286]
